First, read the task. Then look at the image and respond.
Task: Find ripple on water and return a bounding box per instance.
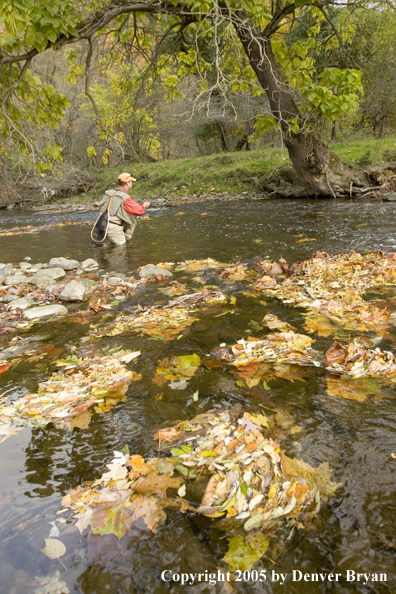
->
[1,198,396,593]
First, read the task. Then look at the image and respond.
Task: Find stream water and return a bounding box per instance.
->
[1,198,396,594]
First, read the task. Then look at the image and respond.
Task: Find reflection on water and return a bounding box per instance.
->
[1,198,396,593]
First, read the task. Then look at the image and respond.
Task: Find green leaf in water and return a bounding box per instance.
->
[223,534,269,572]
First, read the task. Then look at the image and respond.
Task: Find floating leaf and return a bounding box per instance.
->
[223,534,269,572]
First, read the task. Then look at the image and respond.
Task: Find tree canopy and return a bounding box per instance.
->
[0,0,391,194]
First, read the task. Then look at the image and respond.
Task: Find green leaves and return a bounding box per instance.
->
[223,534,269,572]
[300,68,363,122]
[91,502,134,539]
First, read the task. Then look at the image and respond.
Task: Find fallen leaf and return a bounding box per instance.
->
[130,495,165,533]
[90,502,134,539]
[0,492,11,511]
[323,341,347,366]
[41,538,66,560]
[133,473,183,497]
[223,534,269,572]
[34,570,69,594]
[326,377,382,402]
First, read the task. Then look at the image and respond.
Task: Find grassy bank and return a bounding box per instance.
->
[77,136,396,203]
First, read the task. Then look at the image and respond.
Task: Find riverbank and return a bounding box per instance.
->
[3,136,396,211]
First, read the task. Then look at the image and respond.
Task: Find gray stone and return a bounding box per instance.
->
[29,263,44,273]
[24,304,68,320]
[59,280,86,302]
[0,264,14,277]
[33,267,65,280]
[102,272,127,279]
[4,274,28,286]
[0,294,19,303]
[27,276,57,286]
[78,279,96,289]
[107,276,127,284]
[383,193,396,202]
[48,257,80,270]
[138,264,173,280]
[45,284,59,294]
[79,258,99,271]
[6,203,15,210]
[9,297,35,310]
[19,262,32,271]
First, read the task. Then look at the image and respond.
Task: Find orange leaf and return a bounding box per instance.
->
[126,455,145,469]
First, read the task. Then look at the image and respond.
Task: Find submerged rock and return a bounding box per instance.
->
[139,264,173,279]
[59,280,86,301]
[24,304,68,320]
[383,193,396,202]
[49,257,80,270]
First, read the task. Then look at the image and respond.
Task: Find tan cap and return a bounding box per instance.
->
[118,172,136,182]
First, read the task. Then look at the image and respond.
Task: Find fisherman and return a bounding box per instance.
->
[98,172,150,246]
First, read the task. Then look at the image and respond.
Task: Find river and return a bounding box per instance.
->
[0,198,395,594]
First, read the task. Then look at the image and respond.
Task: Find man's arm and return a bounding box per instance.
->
[123,197,150,216]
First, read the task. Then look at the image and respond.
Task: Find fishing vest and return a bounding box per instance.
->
[99,188,137,226]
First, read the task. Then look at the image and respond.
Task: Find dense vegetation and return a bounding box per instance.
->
[1,1,396,197]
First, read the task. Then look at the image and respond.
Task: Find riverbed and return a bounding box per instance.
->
[1,198,396,594]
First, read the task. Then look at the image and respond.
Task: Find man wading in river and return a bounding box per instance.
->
[98,172,150,246]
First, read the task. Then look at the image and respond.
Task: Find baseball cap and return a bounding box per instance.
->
[118,172,136,182]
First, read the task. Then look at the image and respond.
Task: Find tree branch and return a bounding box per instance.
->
[0,1,188,68]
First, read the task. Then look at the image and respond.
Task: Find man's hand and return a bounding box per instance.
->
[143,201,150,208]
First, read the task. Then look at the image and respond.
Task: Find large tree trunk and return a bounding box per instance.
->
[234,15,361,196]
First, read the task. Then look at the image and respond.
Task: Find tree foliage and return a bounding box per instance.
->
[0,0,386,192]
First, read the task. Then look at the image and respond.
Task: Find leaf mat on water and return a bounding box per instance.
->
[61,452,185,539]
[252,251,396,336]
[0,351,140,431]
[211,332,320,368]
[0,222,91,237]
[91,290,227,341]
[58,408,339,571]
[158,408,340,570]
[207,332,320,387]
[175,258,229,273]
[154,354,201,387]
[220,265,257,283]
[323,339,396,379]
[158,281,188,297]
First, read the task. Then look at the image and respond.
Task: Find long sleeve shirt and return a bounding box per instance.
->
[117,187,146,216]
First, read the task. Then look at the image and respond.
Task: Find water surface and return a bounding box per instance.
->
[0,198,395,594]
